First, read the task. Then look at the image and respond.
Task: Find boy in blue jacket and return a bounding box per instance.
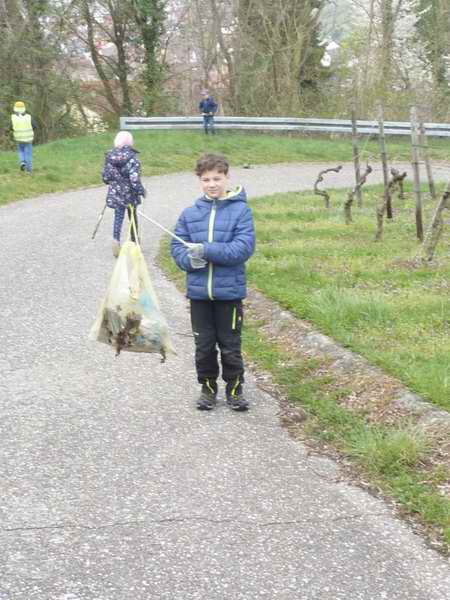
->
[171,154,256,411]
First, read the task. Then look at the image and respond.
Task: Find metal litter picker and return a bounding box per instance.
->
[91,204,107,239]
[136,209,190,247]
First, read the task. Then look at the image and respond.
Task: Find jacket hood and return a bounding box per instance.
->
[197,185,247,206]
[106,145,138,167]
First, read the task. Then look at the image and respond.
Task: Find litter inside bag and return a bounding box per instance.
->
[89,241,174,361]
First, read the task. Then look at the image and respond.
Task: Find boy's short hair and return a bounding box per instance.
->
[195,154,229,176]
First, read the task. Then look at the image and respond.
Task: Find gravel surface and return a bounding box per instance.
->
[1,162,450,600]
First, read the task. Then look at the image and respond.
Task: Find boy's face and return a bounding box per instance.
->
[199,169,229,199]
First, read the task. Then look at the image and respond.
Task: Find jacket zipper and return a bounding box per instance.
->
[207,201,217,300]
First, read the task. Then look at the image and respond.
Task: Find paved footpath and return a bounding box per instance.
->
[1,162,450,600]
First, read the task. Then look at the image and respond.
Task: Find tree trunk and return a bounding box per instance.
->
[209,0,236,112]
[81,0,121,116]
[109,3,133,115]
[132,0,166,115]
[380,0,394,99]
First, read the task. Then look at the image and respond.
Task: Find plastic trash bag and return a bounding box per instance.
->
[89,241,174,361]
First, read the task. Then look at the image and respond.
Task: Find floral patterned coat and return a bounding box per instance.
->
[102,145,146,209]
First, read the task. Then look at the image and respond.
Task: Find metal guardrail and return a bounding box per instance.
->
[120,115,450,137]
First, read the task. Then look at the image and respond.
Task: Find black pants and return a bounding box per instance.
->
[190,299,244,385]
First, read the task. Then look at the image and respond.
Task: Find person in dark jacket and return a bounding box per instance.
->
[102,131,146,257]
[171,153,256,411]
[199,90,218,135]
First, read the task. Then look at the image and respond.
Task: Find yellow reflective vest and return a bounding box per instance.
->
[11,114,34,143]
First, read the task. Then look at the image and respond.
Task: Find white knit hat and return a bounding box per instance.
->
[114,131,133,148]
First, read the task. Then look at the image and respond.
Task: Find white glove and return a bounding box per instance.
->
[186,243,204,259]
[186,243,206,268]
[189,256,207,269]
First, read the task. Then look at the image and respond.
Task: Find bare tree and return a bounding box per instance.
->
[378,0,405,100]
[234,0,327,115]
[58,0,167,117]
[209,0,237,110]
[0,0,84,143]
[415,0,450,118]
[132,0,166,114]
[79,0,123,115]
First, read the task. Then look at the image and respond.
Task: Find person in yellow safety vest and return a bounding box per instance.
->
[10,101,37,174]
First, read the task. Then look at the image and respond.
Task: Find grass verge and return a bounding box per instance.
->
[243,322,450,554]
[2,130,450,206]
[157,234,450,554]
[248,183,450,412]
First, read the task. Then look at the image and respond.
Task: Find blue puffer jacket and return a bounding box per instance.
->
[199,97,218,115]
[171,187,255,300]
[102,145,146,209]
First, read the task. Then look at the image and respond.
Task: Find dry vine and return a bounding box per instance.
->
[375,168,408,241]
[418,179,450,262]
[314,165,342,208]
[390,168,407,201]
[344,164,373,224]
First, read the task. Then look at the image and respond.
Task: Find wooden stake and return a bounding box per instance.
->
[419,122,436,201]
[410,106,424,241]
[378,106,392,219]
[351,108,362,207]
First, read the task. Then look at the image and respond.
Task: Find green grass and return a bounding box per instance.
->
[248,183,450,411]
[242,323,450,552]
[2,130,450,206]
[349,427,430,475]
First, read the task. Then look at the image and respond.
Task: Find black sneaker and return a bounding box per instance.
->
[226,381,249,411]
[196,380,218,411]
[20,162,26,172]
[226,394,249,411]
